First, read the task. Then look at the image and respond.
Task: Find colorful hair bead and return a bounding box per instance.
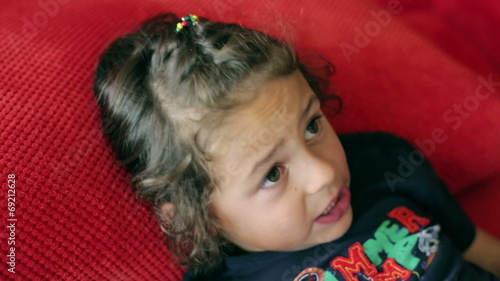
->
[175,14,200,32]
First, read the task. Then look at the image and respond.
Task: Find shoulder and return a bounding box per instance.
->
[339,131,438,190]
[339,131,418,166]
[339,131,421,173]
[183,269,219,281]
[339,131,414,150]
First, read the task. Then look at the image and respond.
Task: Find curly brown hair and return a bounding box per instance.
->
[93,13,338,274]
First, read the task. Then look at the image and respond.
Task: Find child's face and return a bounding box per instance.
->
[209,71,352,252]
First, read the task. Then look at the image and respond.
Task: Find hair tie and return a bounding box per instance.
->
[176,15,200,32]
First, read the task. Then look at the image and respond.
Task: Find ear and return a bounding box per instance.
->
[160,202,175,222]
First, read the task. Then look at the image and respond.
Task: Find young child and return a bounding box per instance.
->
[94,13,500,280]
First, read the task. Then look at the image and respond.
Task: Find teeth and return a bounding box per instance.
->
[321,201,337,215]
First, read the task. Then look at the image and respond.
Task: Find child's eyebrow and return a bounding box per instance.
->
[249,94,318,177]
[300,95,318,122]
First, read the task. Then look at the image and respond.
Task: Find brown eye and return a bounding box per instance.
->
[262,166,281,188]
[305,116,322,140]
[267,167,280,182]
[307,120,319,134]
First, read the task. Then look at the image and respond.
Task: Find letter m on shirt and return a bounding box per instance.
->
[331,243,411,281]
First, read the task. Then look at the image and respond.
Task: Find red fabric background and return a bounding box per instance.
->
[0,0,498,279]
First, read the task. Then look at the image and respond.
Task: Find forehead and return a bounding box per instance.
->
[206,71,314,168]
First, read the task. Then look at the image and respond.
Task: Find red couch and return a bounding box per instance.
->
[1,0,499,279]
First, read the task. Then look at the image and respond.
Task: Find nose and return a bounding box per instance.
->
[295,148,335,194]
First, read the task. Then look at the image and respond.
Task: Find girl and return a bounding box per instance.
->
[94,13,500,280]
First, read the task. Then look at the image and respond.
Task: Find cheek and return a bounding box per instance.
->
[211,195,259,235]
[211,196,238,228]
[214,196,307,239]
[256,201,310,243]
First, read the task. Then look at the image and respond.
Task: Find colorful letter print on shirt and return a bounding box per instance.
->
[294,207,440,281]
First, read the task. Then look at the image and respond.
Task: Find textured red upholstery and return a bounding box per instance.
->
[1,0,498,279]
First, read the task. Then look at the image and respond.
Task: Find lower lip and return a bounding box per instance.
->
[315,187,351,224]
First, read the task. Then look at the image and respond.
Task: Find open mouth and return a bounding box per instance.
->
[315,186,351,224]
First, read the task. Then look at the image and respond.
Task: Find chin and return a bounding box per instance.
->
[317,206,353,245]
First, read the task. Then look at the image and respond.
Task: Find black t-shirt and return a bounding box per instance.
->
[184,132,498,281]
